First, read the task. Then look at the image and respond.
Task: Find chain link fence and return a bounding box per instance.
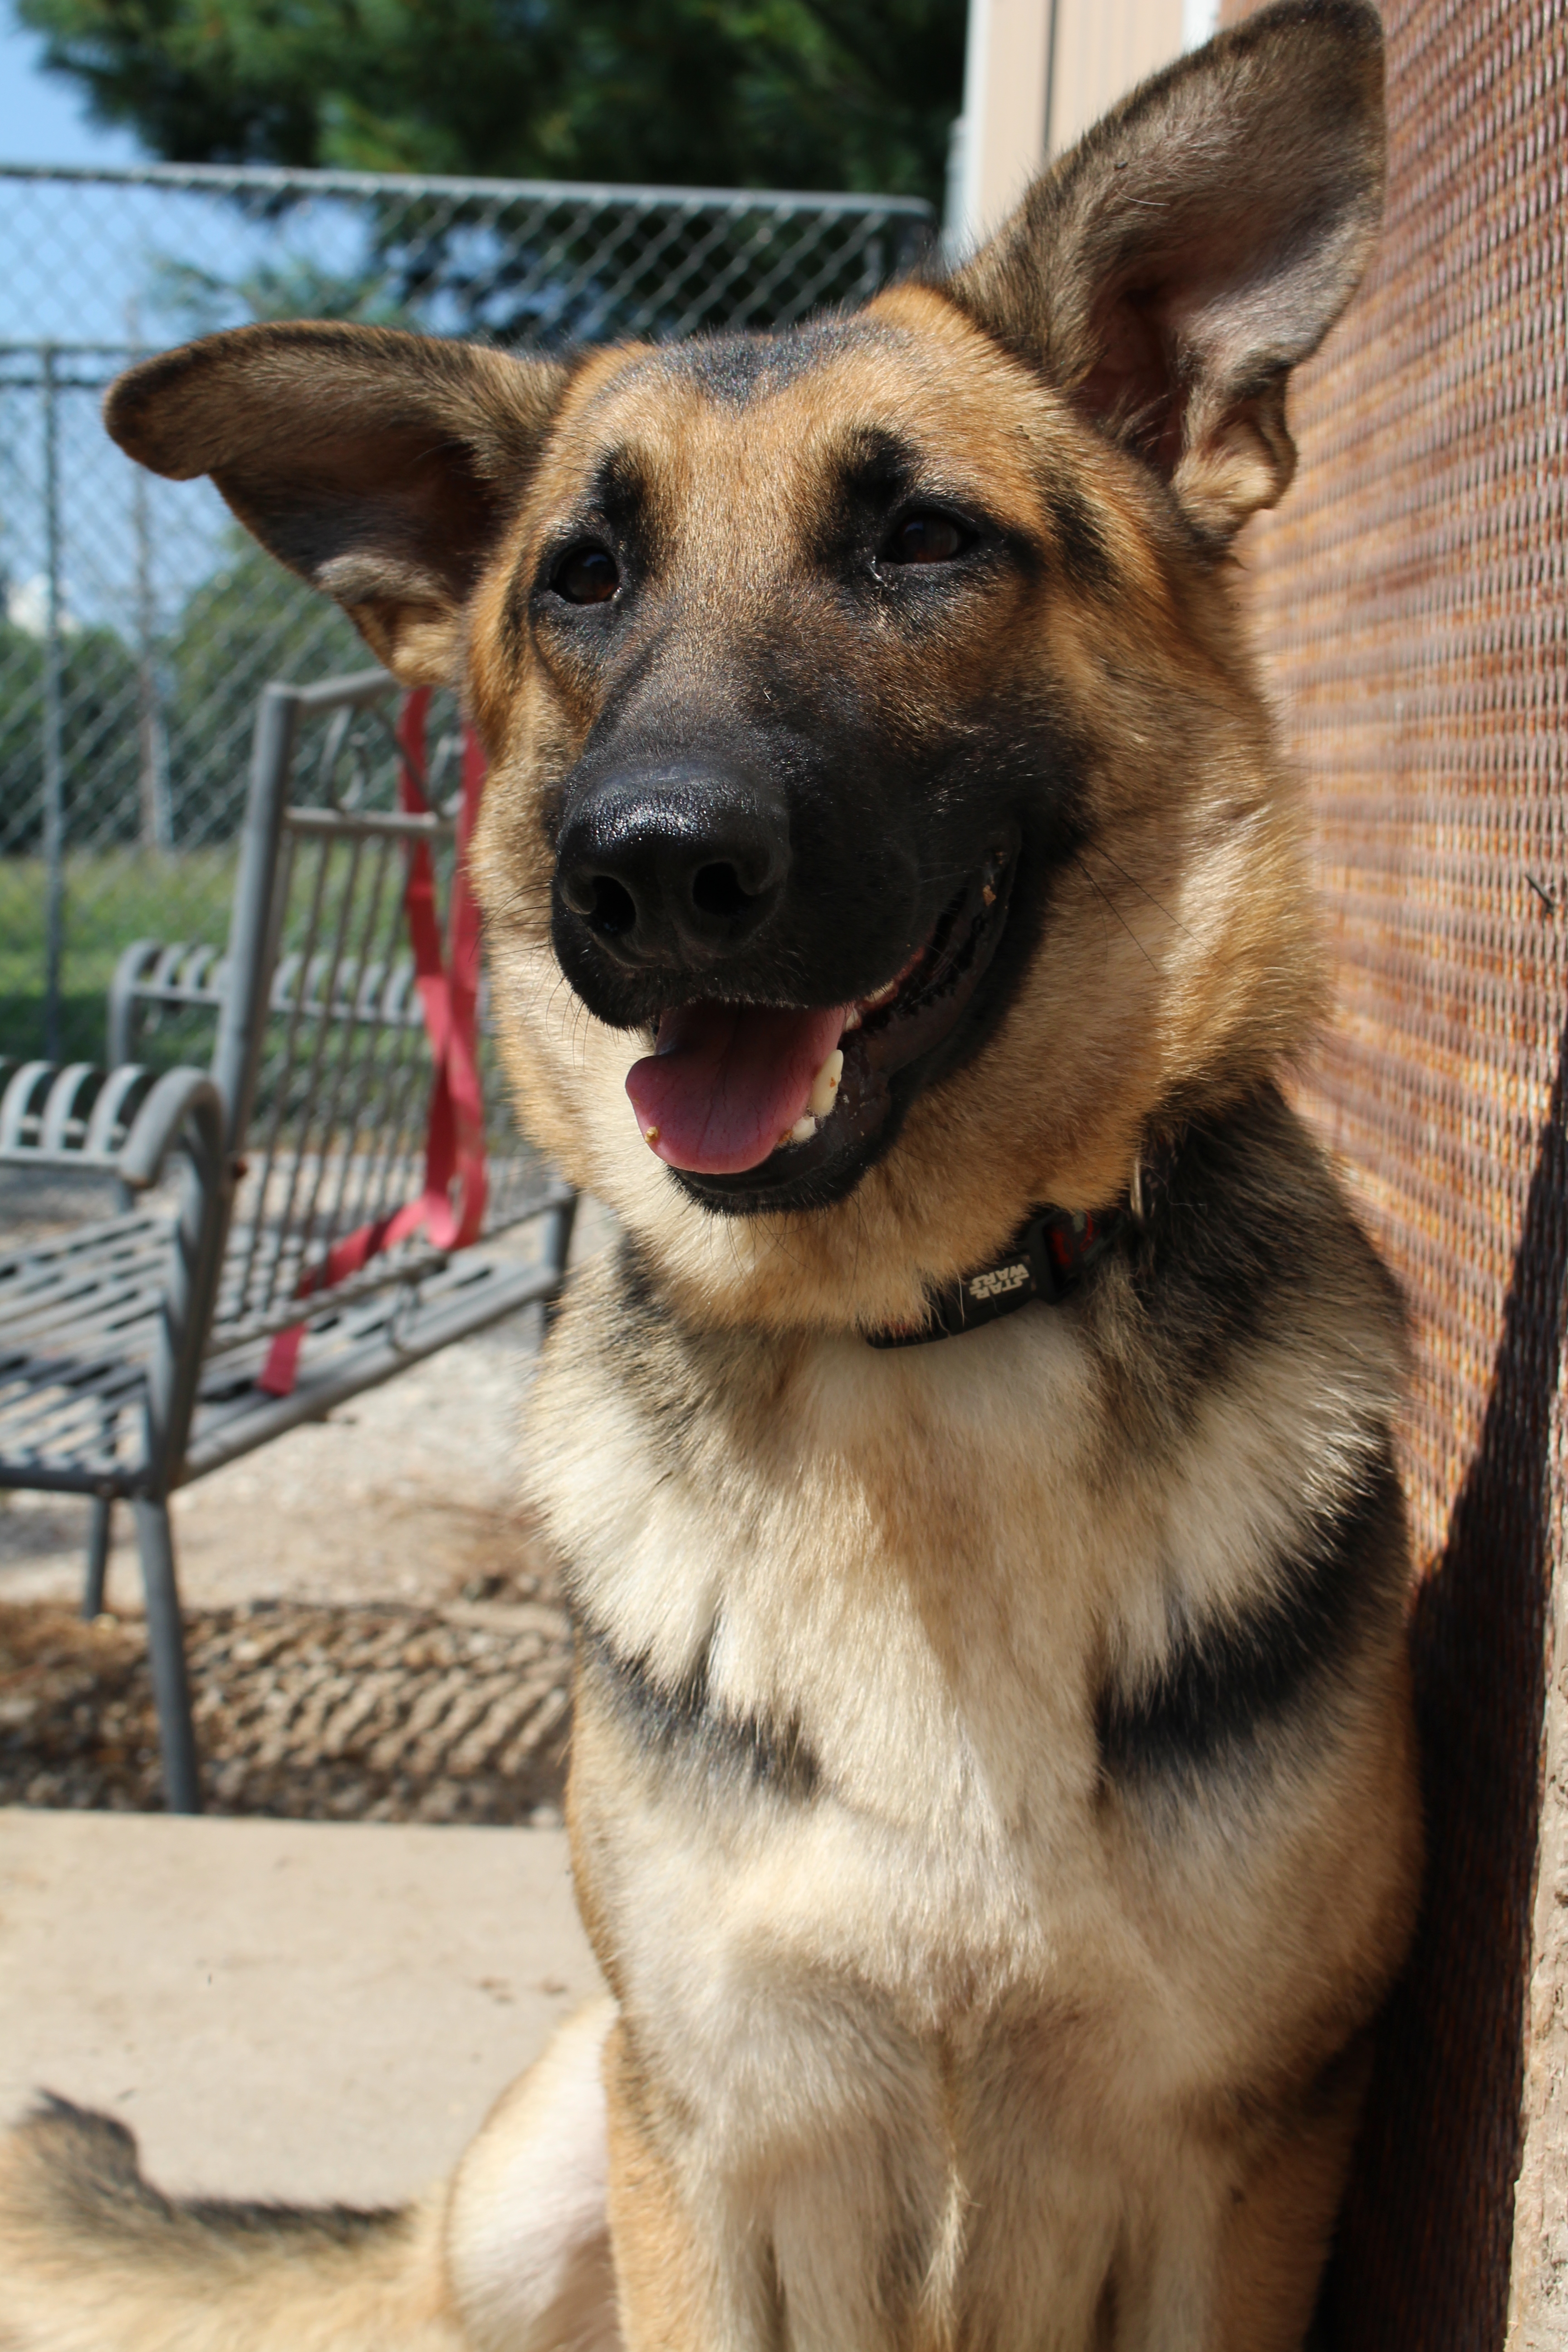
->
[0,162,931,1066]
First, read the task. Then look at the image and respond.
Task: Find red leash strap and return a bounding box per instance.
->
[259,692,490,1397]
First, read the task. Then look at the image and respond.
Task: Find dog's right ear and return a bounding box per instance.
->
[105,323,569,685]
[949,0,1385,542]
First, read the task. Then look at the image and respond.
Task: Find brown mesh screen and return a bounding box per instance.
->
[1218,0,1568,2338]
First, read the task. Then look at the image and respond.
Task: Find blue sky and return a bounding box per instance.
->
[0,9,140,167]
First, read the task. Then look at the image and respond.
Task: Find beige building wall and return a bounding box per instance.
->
[953,0,1056,247]
[1048,0,1189,152]
[951,0,1216,251]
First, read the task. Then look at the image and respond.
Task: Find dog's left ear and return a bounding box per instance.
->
[106,322,569,683]
[949,0,1384,542]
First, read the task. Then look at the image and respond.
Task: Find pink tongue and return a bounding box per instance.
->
[626,1000,850,1174]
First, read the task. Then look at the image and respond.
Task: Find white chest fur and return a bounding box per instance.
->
[528,1269,1398,2246]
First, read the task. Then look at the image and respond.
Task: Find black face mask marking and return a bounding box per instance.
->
[534,407,1093,1215]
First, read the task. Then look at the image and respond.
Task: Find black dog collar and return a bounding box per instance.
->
[867,1204,1122,1349]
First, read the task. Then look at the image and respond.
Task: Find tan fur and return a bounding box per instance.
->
[473,285,1324,1338]
[543,1208,1420,2351]
[1,8,1419,2348]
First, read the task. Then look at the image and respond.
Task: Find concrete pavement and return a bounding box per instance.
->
[0,1808,602,2207]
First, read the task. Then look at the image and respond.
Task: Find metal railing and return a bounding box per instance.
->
[0,161,931,1068]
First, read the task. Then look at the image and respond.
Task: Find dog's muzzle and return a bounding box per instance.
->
[550,755,1018,1205]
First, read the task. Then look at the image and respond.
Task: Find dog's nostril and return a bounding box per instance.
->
[691,863,752,920]
[587,876,638,936]
[557,777,788,960]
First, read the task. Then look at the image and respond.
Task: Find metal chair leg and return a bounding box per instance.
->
[131,1497,201,1814]
[82,1495,112,1620]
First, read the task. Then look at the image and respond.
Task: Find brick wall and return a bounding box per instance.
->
[1219,3,1568,2340]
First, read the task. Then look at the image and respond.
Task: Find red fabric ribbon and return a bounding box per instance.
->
[258,691,490,1397]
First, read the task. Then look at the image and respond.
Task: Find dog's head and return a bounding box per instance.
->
[106,1,1383,1332]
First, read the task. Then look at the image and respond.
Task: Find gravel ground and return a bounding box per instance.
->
[0,1187,614,1818]
[0,1585,572,1823]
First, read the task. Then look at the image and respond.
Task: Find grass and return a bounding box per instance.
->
[0,850,238,1067]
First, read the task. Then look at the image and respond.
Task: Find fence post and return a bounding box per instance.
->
[133,458,172,852]
[40,339,64,1063]
[127,301,172,854]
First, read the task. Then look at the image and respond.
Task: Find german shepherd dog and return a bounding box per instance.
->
[0,6,1421,2346]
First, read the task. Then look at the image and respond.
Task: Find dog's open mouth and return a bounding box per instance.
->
[625,843,1017,1207]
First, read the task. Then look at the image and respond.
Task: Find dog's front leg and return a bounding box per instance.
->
[602,2018,782,2352]
[1114,2050,1367,2352]
[1208,2044,1370,2352]
[1107,2167,1229,2352]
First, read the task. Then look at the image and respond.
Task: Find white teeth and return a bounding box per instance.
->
[808,1048,843,1118]
[771,1047,844,1156]
[841,1007,862,1032]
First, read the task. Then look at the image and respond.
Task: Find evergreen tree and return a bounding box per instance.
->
[18,0,965,208]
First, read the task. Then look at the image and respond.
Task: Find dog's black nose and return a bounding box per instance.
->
[557,769,789,965]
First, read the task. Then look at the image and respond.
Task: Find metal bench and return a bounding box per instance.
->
[0,670,577,1812]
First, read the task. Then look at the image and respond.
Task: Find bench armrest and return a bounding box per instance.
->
[118,1071,226,1191]
[0,1060,225,1192]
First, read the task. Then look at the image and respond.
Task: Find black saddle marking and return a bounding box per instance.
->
[1096,1446,1406,1789]
[581,1620,820,1803]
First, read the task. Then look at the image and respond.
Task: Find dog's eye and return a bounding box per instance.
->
[554,544,620,604]
[883,513,966,566]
